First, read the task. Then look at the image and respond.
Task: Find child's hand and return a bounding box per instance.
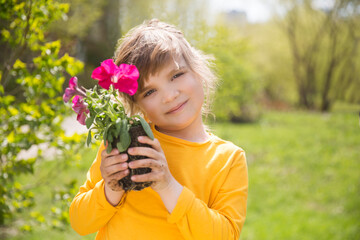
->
[100,146,129,205]
[127,136,176,193]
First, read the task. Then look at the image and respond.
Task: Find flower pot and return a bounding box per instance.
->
[112,124,152,191]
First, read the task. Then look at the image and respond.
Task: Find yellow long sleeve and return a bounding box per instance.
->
[69,143,126,236]
[168,151,247,239]
[69,127,248,240]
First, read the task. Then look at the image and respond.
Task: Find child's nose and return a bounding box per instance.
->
[162,89,180,104]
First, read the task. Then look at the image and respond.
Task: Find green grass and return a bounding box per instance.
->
[212,110,360,240]
[6,108,360,240]
[6,147,98,240]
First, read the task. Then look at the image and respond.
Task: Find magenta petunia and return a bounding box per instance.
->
[112,64,139,96]
[72,95,89,125]
[91,59,139,96]
[63,77,78,103]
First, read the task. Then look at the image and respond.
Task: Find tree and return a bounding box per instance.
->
[201,19,261,122]
[279,0,360,111]
[0,0,83,233]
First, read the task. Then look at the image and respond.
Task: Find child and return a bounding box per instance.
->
[69,19,248,240]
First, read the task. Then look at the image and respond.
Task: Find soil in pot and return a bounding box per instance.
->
[112,124,153,192]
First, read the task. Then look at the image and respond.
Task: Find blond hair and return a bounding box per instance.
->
[114,19,217,118]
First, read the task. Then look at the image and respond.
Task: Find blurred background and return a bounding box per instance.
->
[0,0,359,239]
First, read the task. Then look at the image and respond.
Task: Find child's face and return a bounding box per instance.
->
[135,57,204,133]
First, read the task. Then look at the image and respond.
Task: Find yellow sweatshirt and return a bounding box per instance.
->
[69,125,248,240]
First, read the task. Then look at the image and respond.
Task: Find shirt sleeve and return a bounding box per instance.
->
[69,143,126,236]
[168,150,248,240]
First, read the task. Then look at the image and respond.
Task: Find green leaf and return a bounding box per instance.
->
[116,141,127,153]
[103,123,113,143]
[139,116,154,140]
[106,143,112,154]
[85,116,94,129]
[107,130,113,143]
[86,130,92,146]
[13,59,26,69]
[117,119,130,152]
[103,127,108,142]
[115,118,122,135]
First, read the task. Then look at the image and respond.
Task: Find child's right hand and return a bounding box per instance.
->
[100,147,129,205]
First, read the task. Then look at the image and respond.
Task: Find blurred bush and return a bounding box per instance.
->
[200,21,262,122]
[0,0,84,233]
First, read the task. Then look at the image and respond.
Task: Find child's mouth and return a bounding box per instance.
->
[166,100,188,114]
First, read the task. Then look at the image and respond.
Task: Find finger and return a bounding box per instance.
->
[103,154,128,167]
[137,136,162,152]
[107,170,130,191]
[128,158,164,170]
[131,171,163,183]
[128,146,159,159]
[110,168,130,180]
[101,148,120,160]
[103,162,129,176]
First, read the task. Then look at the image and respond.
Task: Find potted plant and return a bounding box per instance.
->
[63,59,154,192]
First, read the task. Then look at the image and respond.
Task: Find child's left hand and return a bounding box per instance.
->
[127,136,176,193]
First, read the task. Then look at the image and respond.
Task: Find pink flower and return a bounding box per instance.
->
[72,95,89,125]
[63,77,78,103]
[91,59,139,96]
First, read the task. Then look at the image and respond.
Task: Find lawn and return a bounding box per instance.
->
[214,109,360,240]
[7,108,360,240]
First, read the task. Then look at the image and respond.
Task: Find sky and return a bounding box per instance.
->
[209,0,274,23]
[208,0,336,23]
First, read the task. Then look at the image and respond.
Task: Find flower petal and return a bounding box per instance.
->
[72,95,88,114]
[113,78,138,96]
[63,88,77,103]
[77,112,87,125]
[91,66,110,81]
[69,76,78,89]
[101,59,117,73]
[91,59,119,90]
[98,79,112,90]
[113,64,139,95]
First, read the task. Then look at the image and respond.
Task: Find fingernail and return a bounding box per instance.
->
[138,136,143,141]
[121,163,127,168]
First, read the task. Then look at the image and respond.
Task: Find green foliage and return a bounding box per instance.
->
[0,0,69,51]
[201,21,262,122]
[79,85,154,154]
[0,0,84,232]
[246,21,296,105]
[50,179,78,230]
[4,148,98,239]
[49,0,105,39]
[280,0,360,110]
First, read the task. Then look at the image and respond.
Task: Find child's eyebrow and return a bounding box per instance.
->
[167,65,187,77]
[139,85,151,96]
[138,65,187,96]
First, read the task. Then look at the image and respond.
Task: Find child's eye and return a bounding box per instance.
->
[144,89,156,97]
[172,72,184,80]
